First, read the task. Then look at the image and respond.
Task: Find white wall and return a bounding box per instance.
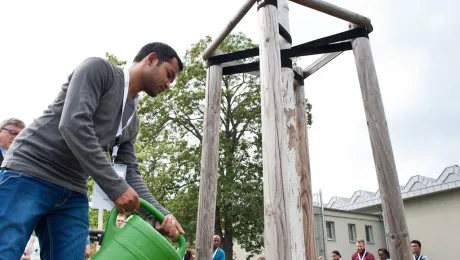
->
[323,209,386,259]
[404,188,460,259]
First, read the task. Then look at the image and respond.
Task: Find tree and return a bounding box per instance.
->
[136,33,312,259]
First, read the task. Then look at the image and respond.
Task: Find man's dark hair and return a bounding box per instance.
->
[378,248,390,257]
[332,250,341,257]
[133,42,183,72]
[411,240,422,247]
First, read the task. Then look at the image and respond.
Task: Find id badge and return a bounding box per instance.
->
[91,163,127,210]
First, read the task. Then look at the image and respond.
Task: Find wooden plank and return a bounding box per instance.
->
[278,1,306,259]
[201,0,257,60]
[294,66,316,260]
[350,23,412,260]
[195,53,223,260]
[257,3,292,260]
[303,52,342,78]
[290,0,372,31]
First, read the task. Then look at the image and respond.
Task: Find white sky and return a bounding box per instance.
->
[1,0,459,202]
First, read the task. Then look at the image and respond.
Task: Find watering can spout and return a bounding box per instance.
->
[93,198,186,260]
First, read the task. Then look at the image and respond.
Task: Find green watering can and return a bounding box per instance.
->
[93,198,186,260]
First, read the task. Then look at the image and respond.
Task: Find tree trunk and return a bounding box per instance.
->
[223,207,234,260]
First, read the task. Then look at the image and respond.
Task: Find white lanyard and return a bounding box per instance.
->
[111,69,137,161]
[414,255,423,260]
[358,251,367,260]
[212,248,218,259]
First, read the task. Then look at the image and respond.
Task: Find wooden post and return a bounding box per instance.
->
[303,52,343,79]
[294,66,316,260]
[350,24,412,260]
[201,0,257,60]
[97,209,103,230]
[195,53,223,260]
[278,1,305,259]
[257,1,292,259]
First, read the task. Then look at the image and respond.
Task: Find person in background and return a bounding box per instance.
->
[212,235,225,260]
[318,256,325,260]
[0,118,25,164]
[331,250,342,260]
[85,236,91,259]
[183,249,196,260]
[411,240,428,260]
[377,248,390,260]
[97,213,126,251]
[351,238,375,260]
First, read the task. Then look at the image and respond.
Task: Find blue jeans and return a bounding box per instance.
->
[0,169,89,260]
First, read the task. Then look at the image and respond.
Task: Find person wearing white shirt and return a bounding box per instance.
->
[411,240,429,260]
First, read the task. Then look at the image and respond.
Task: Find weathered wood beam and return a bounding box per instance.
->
[303,51,342,78]
[201,0,257,60]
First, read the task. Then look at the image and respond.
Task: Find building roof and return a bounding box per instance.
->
[326,165,460,210]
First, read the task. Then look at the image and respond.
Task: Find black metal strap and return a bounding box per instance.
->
[289,28,368,53]
[257,0,277,10]
[222,57,303,85]
[207,28,368,67]
[207,47,259,67]
[278,24,292,45]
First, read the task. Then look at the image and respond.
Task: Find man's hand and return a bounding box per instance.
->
[155,214,185,241]
[114,187,140,214]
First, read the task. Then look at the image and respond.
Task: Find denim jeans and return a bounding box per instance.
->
[0,169,89,260]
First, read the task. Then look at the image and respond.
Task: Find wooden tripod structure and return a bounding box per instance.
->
[195,0,412,259]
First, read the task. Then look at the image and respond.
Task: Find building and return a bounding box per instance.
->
[314,207,386,259]
[326,165,460,259]
[234,165,459,259]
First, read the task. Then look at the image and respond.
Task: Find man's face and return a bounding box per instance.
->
[116,215,126,227]
[411,243,421,254]
[141,54,179,97]
[213,236,220,249]
[0,125,23,150]
[356,242,365,254]
[331,253,340,260]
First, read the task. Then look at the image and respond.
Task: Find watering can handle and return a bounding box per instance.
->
[108,198,187,257]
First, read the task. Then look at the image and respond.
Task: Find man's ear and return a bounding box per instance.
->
[146,52,158,67]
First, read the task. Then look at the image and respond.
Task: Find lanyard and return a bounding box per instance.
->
[358,251,367,260]
[212,248,218,259]
[414,255,423,260]
[111,69,137,161]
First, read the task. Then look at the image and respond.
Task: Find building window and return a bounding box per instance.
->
[365,225,374,243]
[326,221,335,240]
[348,224,357,242]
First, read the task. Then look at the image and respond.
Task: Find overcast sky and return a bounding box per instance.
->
[1,0,458,202]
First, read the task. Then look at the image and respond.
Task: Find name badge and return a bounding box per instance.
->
[91,163,127,210]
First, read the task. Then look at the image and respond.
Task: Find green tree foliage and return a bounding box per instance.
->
[136,33,312,259]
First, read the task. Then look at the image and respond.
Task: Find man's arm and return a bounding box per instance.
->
[115,118,169,218]
[115,118,184,239]
[59,57,130,201]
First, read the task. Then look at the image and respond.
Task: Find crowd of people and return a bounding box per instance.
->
[318,238,429,260]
